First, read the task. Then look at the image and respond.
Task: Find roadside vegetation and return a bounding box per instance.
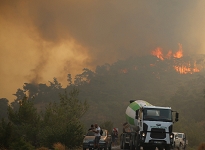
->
[0,88,88,149]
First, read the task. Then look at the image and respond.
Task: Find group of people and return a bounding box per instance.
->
[88,123,101,150]
[88,124,119,149]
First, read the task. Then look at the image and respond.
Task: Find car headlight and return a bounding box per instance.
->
[142,132,146,137]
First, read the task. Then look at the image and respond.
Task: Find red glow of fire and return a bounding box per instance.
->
[120,69,128,73]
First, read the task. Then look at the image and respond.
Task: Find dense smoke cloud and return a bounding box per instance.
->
[0,0,205,101]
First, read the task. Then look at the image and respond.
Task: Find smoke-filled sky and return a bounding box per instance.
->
[1,0,205,102]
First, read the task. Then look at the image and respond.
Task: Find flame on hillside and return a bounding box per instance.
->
[151,43,200,74]
[151,43,183,60]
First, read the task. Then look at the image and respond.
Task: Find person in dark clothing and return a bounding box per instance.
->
[111,128,118,146]
[88,124,94,131]
[93,123,101,149]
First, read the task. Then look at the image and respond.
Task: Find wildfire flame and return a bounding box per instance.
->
[173,43,183,58]
[120,68,128,73]
[118,43,201,75]
[151,43,200,74]
[151,43,183,60]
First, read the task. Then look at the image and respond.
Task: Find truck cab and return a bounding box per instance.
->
[135,106,178,150]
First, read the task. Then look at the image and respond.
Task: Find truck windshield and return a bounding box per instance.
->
[143,108,172,122]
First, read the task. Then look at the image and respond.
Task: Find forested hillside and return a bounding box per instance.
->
[1,54,205,149]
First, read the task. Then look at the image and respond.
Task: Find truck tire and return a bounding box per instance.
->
[122,139,129,149]
[120,134,123,149]
[157,147,163,150]
[135,134,140,150]
[129,135,135,150]
[165,145,171,150]
[136,145,140,150]
[130,143,135,150]
[143,146,150,150]
[122,139,129,150]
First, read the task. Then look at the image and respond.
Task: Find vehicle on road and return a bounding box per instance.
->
[83,129,112,150]
[173,132,187,150]
[120,100,179,150]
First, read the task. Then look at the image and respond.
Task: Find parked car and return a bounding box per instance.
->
[173,132,187,150]
[83,129,112,150]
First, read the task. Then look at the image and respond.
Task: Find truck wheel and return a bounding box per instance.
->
[165,145,171,150]
[120,135,123,149]
[157,147,163,150]
[136,145,140,150]
[130,143,135,150]
[135,134,140,150]
[143,146,150,150]
[123,143,129,149]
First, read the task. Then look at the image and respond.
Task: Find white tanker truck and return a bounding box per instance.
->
[120,100,179,150]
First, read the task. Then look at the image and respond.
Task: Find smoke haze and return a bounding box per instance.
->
[1,0,205,101]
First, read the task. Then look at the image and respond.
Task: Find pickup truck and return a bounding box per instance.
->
[173,132,187,150]
[83,129,112,150]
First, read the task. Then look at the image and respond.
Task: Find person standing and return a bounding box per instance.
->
[112,128,118,146]
[88,124,94,131]
[93,123,101,149]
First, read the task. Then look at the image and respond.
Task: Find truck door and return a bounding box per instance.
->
[138,108,143,130]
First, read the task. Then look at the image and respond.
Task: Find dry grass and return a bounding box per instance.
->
[53,142,66,150]
[36,147,49,150]
[198,143,205,150]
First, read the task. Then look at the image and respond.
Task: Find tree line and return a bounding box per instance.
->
[0,89,88,149]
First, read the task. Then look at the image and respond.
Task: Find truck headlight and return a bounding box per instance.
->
[169,133,174,144]
[140,132,146,142]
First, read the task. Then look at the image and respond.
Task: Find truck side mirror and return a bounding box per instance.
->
[135,110,139,119]
[175,112,179,122]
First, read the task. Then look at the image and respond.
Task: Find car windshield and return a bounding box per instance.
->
[143,108,172,122]
[86,131,95,136]
[178,134,183,138]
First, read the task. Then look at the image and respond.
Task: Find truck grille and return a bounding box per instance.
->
[150,128,166,139]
